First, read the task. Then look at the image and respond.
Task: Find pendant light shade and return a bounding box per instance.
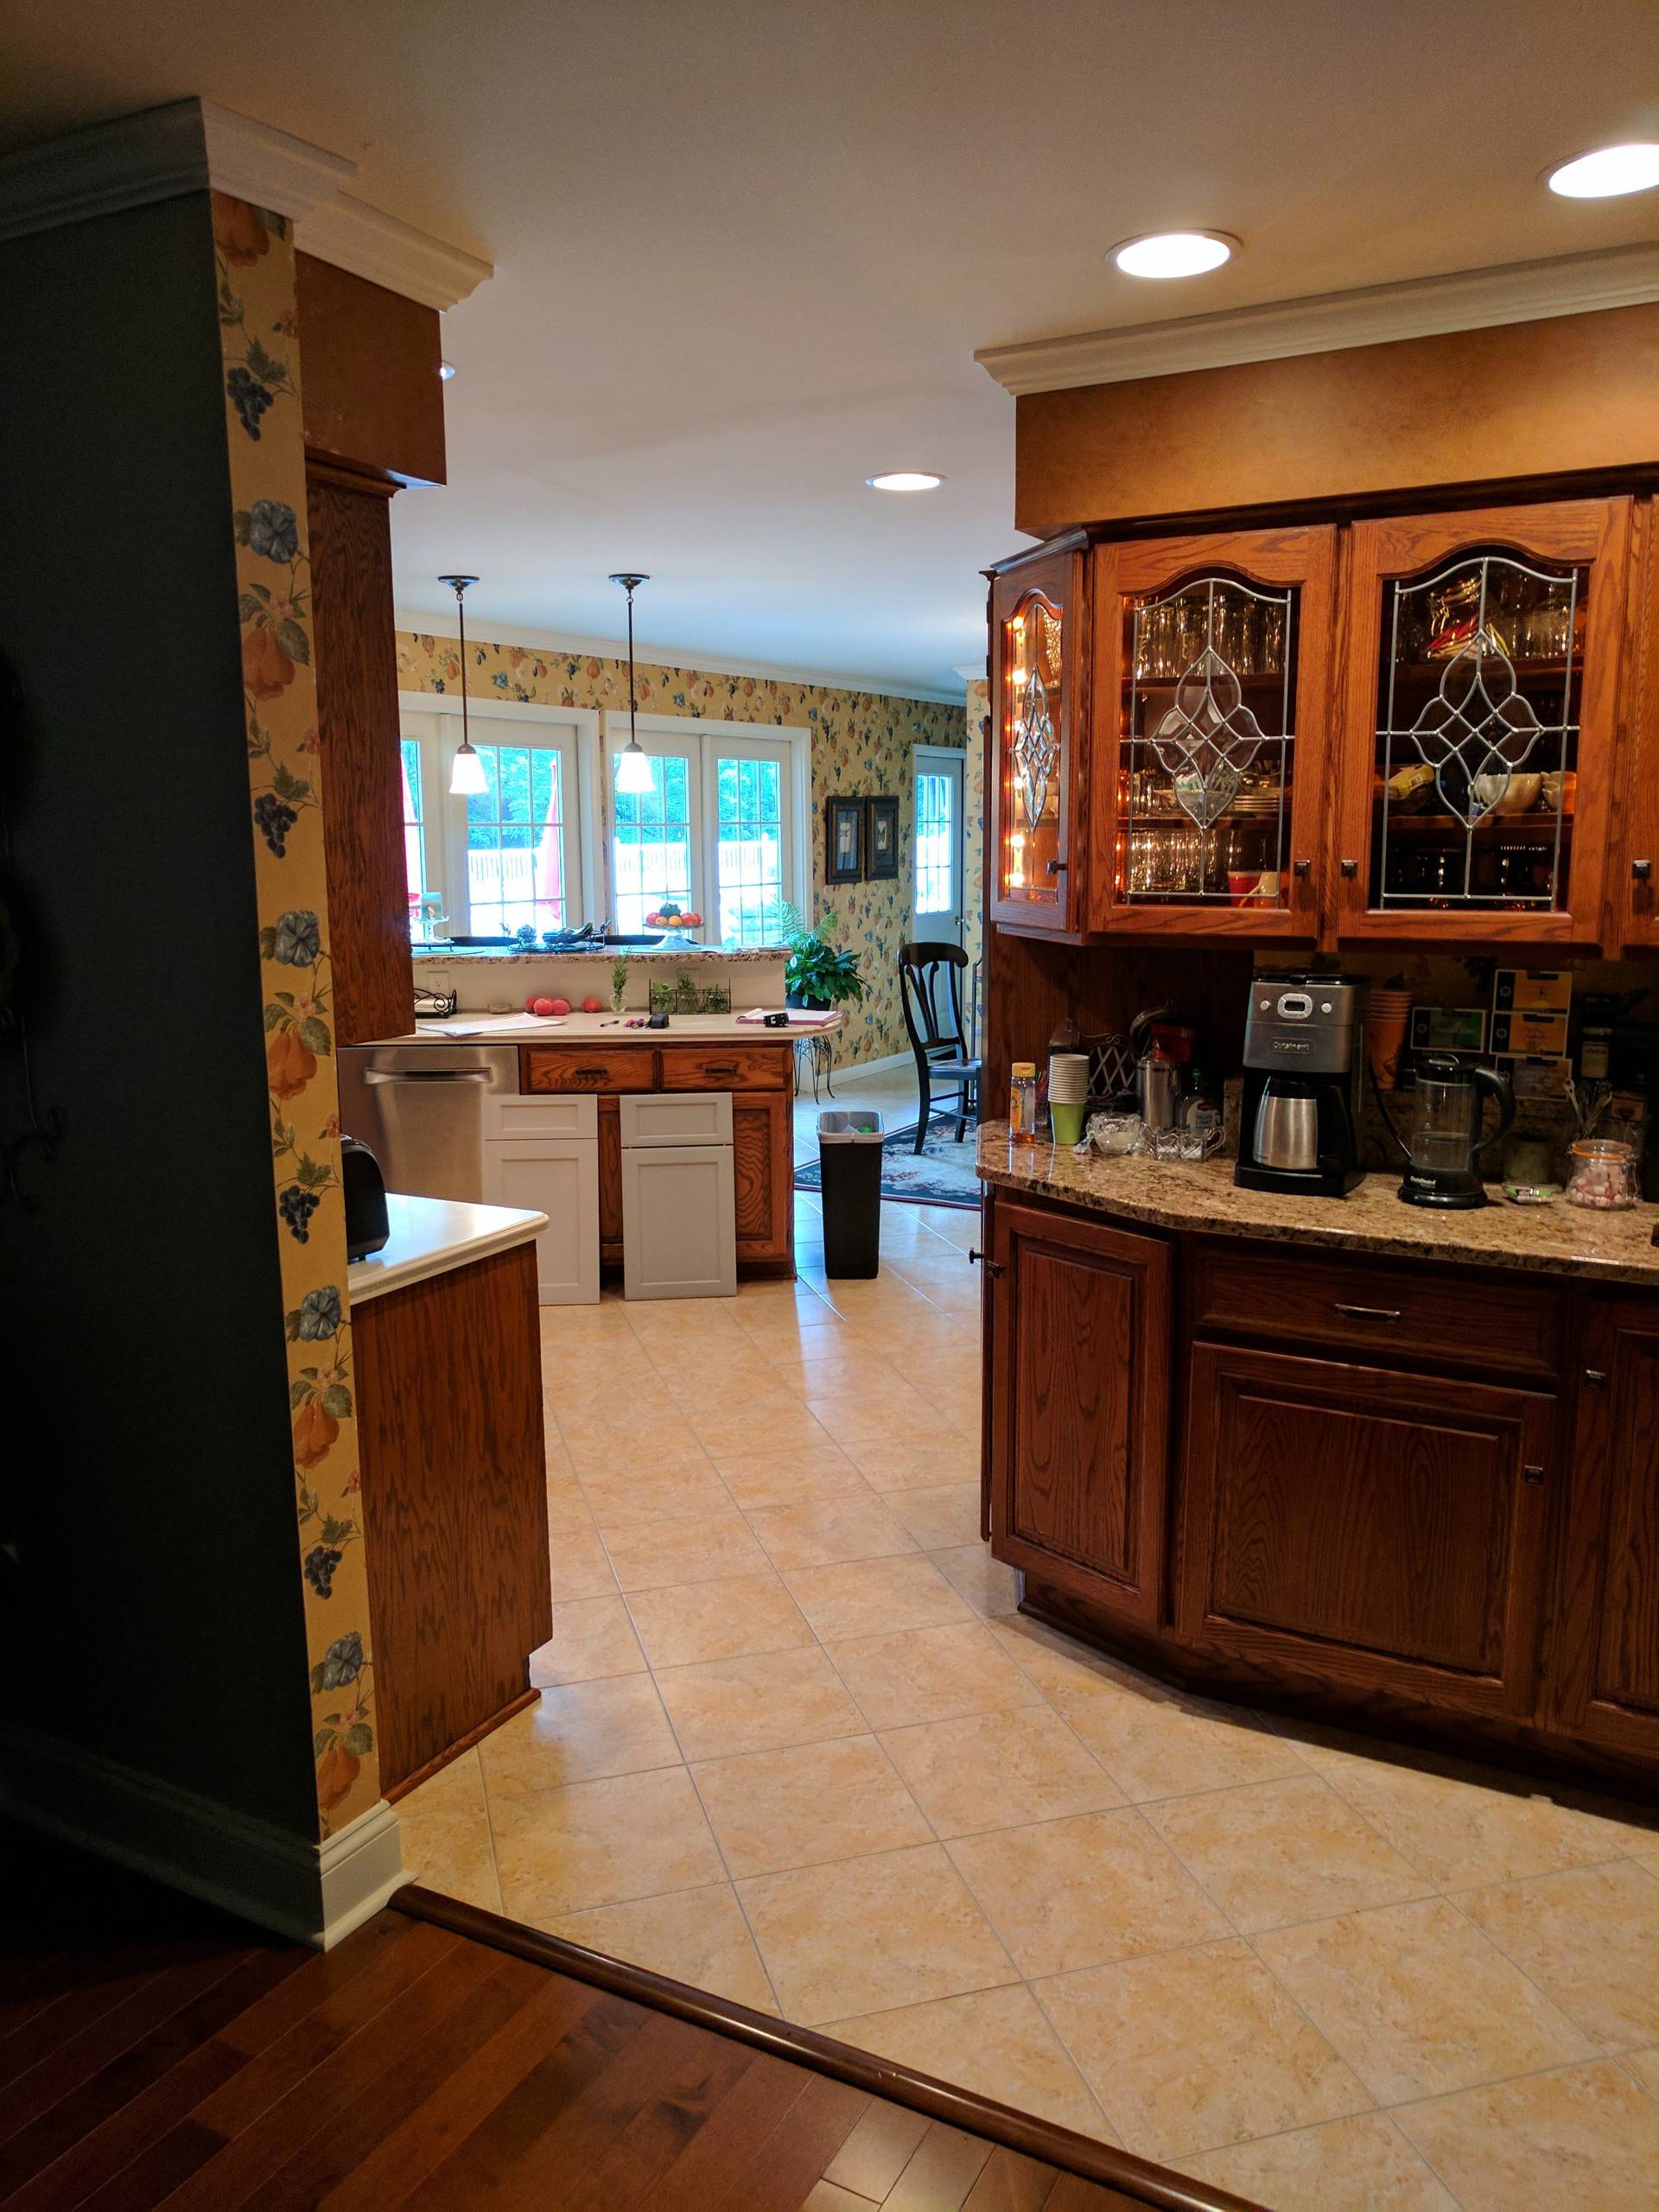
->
[609,571,655,795]
[440,574,487,795]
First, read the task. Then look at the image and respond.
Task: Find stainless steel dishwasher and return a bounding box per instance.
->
[336,1043,519,1203]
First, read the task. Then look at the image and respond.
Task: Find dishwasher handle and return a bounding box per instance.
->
[362,1066,496,1084]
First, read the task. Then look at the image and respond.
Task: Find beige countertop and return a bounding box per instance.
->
[412,944,785,965]
[977,1121,1659,1287]
[347,1192,548,1306]
[382,1009,840,1046]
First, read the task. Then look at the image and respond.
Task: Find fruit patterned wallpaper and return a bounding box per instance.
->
[396,633,968,1066]
[216,192,378,1838]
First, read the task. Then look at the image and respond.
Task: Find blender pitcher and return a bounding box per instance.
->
[1397,1054,1516,1210]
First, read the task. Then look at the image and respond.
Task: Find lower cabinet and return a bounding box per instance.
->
[597,1088,790,1276]
[1179,1341,1555,1720]
[988,1198,1171,1627]
[1547,1297,1659,1762]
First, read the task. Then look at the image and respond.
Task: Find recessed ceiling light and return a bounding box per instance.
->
[867,472,943,492]
[1110,230,1237,279]
[1545,143,1659,199]
[439,359,457,380]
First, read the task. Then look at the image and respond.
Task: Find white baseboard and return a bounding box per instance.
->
[830,1048,913,1080]
[0,1721,405,1948]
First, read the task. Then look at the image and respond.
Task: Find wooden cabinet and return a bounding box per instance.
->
[1179,1342,1554,1721]
[1334,499,1630,948]
[355,1242,550,1794]
[732,1091,793,1271]
[985,493,1648,954]
[531,1040,795,1279]
[1548,1298,1659,1763]
[988,532,1089,937]
[988,1198,1171,1626]
[1086,525,1336,940]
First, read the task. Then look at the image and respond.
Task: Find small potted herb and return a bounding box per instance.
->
[610,956,631,1014]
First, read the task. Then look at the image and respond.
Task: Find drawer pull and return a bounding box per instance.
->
[1523,1463,1546,1485]
[702,1063,738,1076]
[1332,1301,1402,1322]
[1584,1368,1607,1388]
[574,1065,608,1079]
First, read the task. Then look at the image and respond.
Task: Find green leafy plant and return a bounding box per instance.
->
[785,915,864,1008]
[610,956,631,1013]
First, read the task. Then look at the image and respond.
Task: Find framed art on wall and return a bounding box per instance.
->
[865,795,899,880]
[826,795,864,884]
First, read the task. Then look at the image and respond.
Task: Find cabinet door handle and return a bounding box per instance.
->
[1339,859,1359,880]
[968,1248,1005,1276]
[1292,859,1312,879]
[1333,1301,1402,1322]
[1046,859,1068,876]
[1584,1368,1607,1388]
[1634,860,1653,882]
[1522,1463,1546,1485]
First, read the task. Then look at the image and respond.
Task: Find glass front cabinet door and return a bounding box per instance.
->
[989,532,1087,936]
[1335,499,1630,946]
[1087,526,1336,938]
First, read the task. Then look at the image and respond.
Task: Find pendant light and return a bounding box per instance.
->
[609,571,656,796]
[440,574,487,795]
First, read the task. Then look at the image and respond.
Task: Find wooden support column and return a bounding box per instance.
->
[297,251,447,1045]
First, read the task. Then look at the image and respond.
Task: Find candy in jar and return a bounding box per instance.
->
[1564,1138,1638,1210]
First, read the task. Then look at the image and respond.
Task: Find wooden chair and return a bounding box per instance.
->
[898,942,982,1154]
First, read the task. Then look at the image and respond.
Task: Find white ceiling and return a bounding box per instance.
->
[5,0,1658,696]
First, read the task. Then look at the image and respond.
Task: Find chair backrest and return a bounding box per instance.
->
[898,941,969,1059]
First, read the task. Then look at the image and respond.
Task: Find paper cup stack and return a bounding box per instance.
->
[1367,989,1411,1090]
[1048,1052,1091,1145]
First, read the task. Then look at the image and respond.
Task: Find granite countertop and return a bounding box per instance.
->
[977,1122,1659,1286]
[378,1009,840,1046]
[412,944,785,965]
[347,1192,548,1306]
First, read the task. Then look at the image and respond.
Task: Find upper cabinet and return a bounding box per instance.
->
[984,493,1649,954]
[1333,499,1630,948]
[988,532,1088,936]
[1088,526,1336,940]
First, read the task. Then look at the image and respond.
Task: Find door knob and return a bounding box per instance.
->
[968,1248,1005,1276]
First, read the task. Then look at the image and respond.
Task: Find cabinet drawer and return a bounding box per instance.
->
[521,1046,657,1093]
[659,1042,789,1090]
[1190,1239,1562,1380]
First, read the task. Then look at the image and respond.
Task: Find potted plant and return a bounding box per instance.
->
[783,911,864,1011]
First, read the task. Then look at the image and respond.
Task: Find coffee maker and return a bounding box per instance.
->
[1236,975,1365,1198]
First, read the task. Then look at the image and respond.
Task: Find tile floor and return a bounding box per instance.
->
[397,1191,1659,2212]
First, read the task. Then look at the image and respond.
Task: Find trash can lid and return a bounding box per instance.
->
[818,1109,884,1141]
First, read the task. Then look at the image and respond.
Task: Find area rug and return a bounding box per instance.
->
[795,1116,981,1209]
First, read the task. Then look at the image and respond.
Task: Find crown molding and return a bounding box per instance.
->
[0,97,491,312]
[0,97,353,244]
[976,244,1659,397]
[393,609,964,706]
[296,194,492,310]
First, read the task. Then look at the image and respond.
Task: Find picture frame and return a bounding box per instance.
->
[864,795,899,880]
[825,794,864,884]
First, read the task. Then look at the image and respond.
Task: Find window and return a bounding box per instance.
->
[399,702,592,941]
[715,754,787,945]
[915,772,954,914]
[462,741,570,936]
[604,715,806,947]
[400,737,426,926]
[611,752,696,932]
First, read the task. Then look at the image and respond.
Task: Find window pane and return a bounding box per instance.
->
[612,751,695,932]
[400,738,426,924]
[715,752,785,947]
[916,771,955,914]
[463,741,569,936]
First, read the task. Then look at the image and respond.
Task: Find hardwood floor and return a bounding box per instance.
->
[0,1827,1252,2212]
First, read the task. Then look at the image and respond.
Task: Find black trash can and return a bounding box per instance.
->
[817,1109,885,1277]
